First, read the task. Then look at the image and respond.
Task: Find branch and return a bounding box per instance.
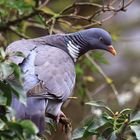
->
[0,0,135,33]
[0,11,38,31]
[0,0,51,32]
[59,2,103,15]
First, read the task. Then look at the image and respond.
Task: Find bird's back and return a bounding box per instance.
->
[6,36,76,133]
[6,37,76,101]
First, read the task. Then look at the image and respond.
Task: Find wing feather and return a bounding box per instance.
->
[6,40,76,101]
[34,46,76,101]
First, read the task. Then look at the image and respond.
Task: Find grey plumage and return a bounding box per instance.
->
[6,28,116,134]
[6,35,75,133]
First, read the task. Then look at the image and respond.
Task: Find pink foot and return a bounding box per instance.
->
[56,111,66,124]
[56,111,71,133]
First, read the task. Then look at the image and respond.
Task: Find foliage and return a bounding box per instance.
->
[72,101,140,140]
[0,0,132,100]
[0,48,40,139]
[0,0,137,140]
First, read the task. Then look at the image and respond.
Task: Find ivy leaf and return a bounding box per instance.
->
[83,120,98,138]
[7,122,23,136]
[0,81,12,106]
[72,128,85,140]
[45,117,57,133]
[119,108,132,115]
[130,111,140,125]
[11,51,25,58]
[0,62,13,80]
[10,62,22,82]
[7,80,26,106]
[96,122,113,136]
[0,93,7,105]
[130,125,140,140]
[20,120,39,134]
[0,47,6,60]
[85,101,114,115]
[40,7,56,16]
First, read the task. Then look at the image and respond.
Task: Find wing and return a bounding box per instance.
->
[6,40,76,101]
[32,45,76,101]
[6,39,36,64]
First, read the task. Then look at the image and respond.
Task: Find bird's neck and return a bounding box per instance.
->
[31,33,89,62]
[64,33,89,62]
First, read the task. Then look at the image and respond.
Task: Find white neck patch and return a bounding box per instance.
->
[67,41,80,62]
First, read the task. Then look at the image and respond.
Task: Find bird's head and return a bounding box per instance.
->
[79,28,116,56]
[65,28,116,62]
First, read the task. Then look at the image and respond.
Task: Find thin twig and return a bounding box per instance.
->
[49,18,56,35]
[60,2,102,15]
[9,27,30,39]
[91,84,107,97]
[0,11,38,31]
[39,0,50,9]
[0,0,135,32]
[85,53,118,97]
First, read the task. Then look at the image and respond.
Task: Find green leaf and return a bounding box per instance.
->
[12,51,25,58]
[85,101,114,115]
[72,128,85,140]
[45,117,57,132]
[10,62,22,82]
[20,120,39,134]
[0,81,12,106]
[0,47,6,60]
[130,111,140,125]
[96,122,113,136]
[0,94,7,105]
[82,119,98,138]
[131,111,140,121]
[0,62,13,80]
[7,122,23,135]
[130,125,140,140]
[7,80,26,106]
[40,7,56,16]
[0,119,5,129]
[119,108,132,115]
[130,119,140,125]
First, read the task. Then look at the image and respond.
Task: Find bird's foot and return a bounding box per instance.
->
[46,112,72,134]
[56,111,66,123]
[56,111,72,134]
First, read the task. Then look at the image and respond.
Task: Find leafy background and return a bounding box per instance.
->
[0,0,140,140]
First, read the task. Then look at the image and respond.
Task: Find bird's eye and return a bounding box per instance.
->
[99,37,103,42]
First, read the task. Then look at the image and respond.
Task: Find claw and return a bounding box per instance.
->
[56,111,66,124]
[46,112,72,134]
[56,111,72,133]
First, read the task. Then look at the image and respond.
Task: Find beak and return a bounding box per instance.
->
[108,45,117,56]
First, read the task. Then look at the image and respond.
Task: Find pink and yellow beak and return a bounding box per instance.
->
[108,45,117,56]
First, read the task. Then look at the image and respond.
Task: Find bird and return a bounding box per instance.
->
[6,28,116,134]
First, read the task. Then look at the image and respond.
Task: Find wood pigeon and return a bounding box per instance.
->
[6,28,116,133]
